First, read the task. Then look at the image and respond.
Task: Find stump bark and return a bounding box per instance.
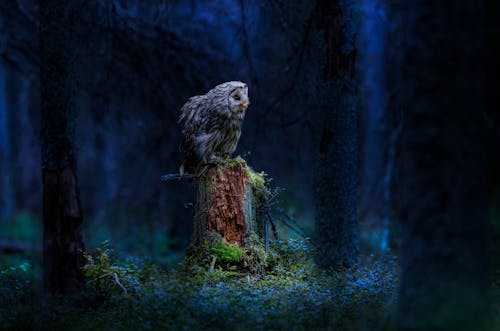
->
[188,158,268,265]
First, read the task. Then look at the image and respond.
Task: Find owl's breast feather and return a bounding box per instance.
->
[228,117,243,130]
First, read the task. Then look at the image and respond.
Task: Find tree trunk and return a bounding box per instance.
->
[187,158,267,266]
[396,1,488,330]
[40,0,84,295]
[314,0,359,268]
[0,63,13,220]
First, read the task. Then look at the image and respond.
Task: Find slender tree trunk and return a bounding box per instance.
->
[40,0,84,294]
[357,0,391,252]
[0,63,13,220]
[396,2,488,330]
[314,0,359,268]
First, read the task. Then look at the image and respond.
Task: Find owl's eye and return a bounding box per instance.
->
[234,95,241,101]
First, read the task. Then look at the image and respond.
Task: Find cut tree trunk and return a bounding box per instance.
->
[187,158,268,265]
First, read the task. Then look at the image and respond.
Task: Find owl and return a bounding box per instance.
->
[179,81,250,175]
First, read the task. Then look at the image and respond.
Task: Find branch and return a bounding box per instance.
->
[262,6,316,118]
[209,256,217,272]
[0,240,39,254]
[87,272,128,296]
[161,173,196,182]
[112,272,128,296]
[86,272,114,283]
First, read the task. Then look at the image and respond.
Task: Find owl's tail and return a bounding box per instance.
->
[179,157,198,176]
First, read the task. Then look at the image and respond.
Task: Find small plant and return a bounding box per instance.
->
[242,232,274,274]
[270,238,315,278]
[82,241,158,297]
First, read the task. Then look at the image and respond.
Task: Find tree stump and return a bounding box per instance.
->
[186,157,269,269]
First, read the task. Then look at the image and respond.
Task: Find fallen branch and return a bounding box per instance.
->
[0,240,39,254]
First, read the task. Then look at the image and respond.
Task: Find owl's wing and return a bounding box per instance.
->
[179,95,205,124]
[179,95,206,159]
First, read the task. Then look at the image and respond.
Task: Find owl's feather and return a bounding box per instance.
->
[179,81,249,175]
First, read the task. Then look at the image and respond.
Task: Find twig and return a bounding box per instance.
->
[271,212,325,255]
[86,272,113,283]
[209,256,217,272]
[160,173,196,181]
[282,213,311,239]
[265,220,269,252]
[112,272,128,296]
[87,272,128,296]
[263,6,316,118]
[266,212,279,241]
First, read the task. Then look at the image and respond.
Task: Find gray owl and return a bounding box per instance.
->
[179,81,250,175]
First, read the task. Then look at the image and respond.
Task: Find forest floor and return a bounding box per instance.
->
[0,240,401,331]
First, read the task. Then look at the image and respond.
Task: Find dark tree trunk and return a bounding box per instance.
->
[485,0,500,279]
[314,0,359,268]
[396,2,488,330]
[40,0,84,294]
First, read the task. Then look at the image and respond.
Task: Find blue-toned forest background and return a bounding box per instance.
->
[0,0,405,259]
[0,1,499,330]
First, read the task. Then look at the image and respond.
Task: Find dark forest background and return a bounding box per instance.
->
[1,0,499,271]
[0,0,499,329]
[0,0,407,259]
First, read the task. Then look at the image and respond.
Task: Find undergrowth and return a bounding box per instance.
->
[0,240,400,331]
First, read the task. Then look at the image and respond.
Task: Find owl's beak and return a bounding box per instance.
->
[240,102,248,110]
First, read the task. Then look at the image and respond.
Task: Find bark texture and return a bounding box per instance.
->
[396,1,488,330]
[191,159,266,251]
[40,0,84,294]
[314,0,359,268]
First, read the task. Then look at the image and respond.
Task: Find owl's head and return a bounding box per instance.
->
[212,81,249,119]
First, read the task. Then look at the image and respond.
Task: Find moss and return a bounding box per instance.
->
[214,157,267,194]
[226,156,246,168]
[185,230,277,276]
[186,232,247,271]
[246,167,267,192]
[211,242,243,263]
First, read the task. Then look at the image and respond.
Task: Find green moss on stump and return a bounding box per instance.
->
[211,242,243,264]
[185,230,276,276]
[220,157,267,192]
